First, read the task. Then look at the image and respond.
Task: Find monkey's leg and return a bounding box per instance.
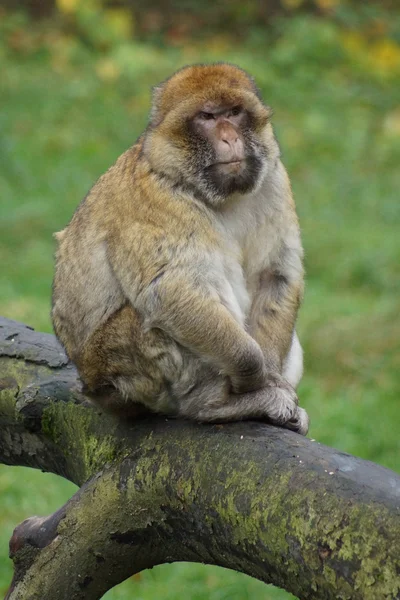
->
[79,305,307,433]
[176,365,308,435]
[78,305,176,415]
[247,268,309,433]
[249,268,303,381]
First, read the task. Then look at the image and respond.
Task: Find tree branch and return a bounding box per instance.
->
[1,316,400,600]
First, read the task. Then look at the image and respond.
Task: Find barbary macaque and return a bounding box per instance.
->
[52,63,309,434]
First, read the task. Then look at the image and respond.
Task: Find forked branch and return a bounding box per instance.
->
[1,317,400,600]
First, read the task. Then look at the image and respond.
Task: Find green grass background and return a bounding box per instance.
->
[1,12,400,599]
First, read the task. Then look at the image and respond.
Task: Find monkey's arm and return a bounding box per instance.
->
[249,248,303,375]
[107,240,266,393]
[157,279,269,392]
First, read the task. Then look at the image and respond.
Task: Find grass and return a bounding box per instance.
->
[0,13,400,599]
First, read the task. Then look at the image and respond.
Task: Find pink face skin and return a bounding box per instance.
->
[192,104,247,174]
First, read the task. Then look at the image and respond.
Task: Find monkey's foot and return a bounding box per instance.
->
[258,376,308,436]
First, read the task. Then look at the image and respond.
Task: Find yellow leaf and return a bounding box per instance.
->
[57,0,101,13]
[314,0,340,10]
[342,31,400,76]
[341,31,365,56]
[56,0,79,14]
[369,39,400,73]
[95,58,121,82]
[104,9,133,40]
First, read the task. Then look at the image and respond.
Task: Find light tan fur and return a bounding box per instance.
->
[52,63,309,434]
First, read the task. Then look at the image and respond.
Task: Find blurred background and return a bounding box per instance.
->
[0,0,400,598]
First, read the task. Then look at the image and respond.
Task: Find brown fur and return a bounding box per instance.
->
[52,63,309,434]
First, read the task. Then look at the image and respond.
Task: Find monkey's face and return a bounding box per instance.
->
[145,64,278,206]
[186,102,268,202]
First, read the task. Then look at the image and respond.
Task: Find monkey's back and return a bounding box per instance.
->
[51,143,217,394]
[52,202,120,363]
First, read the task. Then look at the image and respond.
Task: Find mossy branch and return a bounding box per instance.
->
[1,316,400,600]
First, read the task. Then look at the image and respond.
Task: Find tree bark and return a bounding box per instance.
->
[1,316,400,600]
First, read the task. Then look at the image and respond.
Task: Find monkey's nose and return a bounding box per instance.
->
[217,123,244,161]
[221,132,239,150]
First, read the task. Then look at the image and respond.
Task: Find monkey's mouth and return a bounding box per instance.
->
[205,159,245,169]
[202,153,263,197]
[214,159,245,174]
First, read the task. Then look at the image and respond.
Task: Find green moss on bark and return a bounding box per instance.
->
[2,342,400,600]
[41,401,123,483]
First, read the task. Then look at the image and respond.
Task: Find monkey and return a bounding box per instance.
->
[52,62,309,435]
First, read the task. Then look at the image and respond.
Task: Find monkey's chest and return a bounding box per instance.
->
[216,223,278,326]
[213,192,283,324]
[219,256,251,326]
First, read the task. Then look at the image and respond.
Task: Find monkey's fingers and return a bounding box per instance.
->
[260,384,298,427]
[283,407,310,436]
[265,372,299,405]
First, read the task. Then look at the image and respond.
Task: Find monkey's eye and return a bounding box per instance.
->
[230,106,242,116]
[199,112,215,120]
